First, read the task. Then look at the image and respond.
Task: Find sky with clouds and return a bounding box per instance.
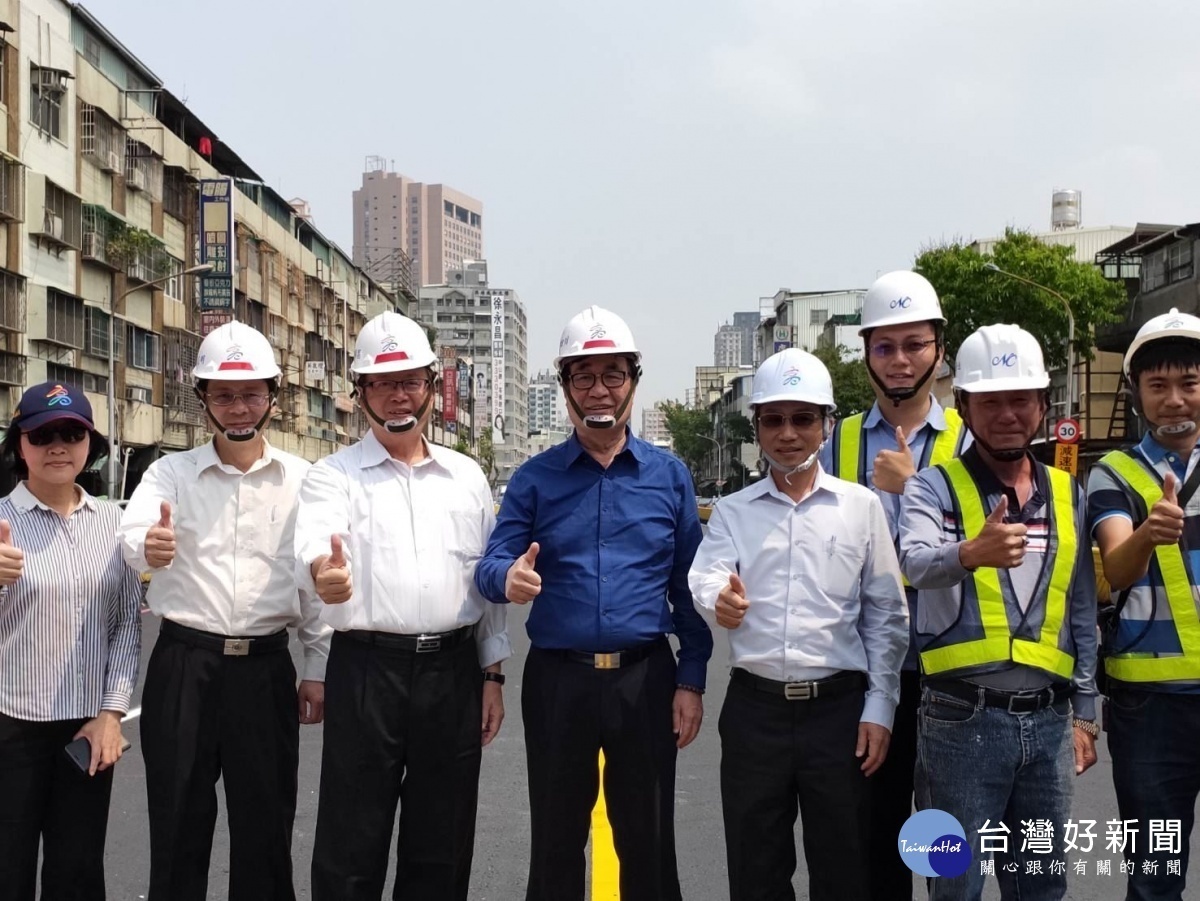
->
[85,0,1200,419]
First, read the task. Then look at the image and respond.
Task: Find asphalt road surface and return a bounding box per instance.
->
[96,605,1194,900]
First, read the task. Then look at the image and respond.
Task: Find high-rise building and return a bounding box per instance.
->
[416,261,529,484]
[733,311,761,366]
[714,323,743,367]
[353,158,483,287]
[528,368,566,435]
[641,406,672,447]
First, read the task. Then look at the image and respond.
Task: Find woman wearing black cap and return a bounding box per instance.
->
[0,381,143,900]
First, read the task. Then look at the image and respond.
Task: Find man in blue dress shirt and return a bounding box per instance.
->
[476,305,712,901]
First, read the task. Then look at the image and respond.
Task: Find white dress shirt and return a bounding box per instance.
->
[293,432,511,669]
[688,467,909,729]
[119,439,330,682]
[0,484,142,720]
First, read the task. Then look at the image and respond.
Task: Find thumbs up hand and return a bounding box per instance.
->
[504,542,542,604]
[1146,472,1186,547]
[959,495,1029,570]
[0,519,24,587]
[144,501,176,569]
[716,572,750,630]
[313,534,353,605]
[872,426,917,495]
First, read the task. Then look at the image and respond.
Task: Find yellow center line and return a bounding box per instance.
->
[591,750,620,899]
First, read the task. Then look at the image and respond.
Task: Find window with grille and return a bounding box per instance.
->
[29,66,67,138]
[85,306,125,360]
[45,289,85,348]
[126,324,161,371]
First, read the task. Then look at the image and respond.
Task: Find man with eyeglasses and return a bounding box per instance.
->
[296,311,509,901]
[475,305,711,901]
[689,347,908,901]
[120,321,328,901]
[819,269,965,901]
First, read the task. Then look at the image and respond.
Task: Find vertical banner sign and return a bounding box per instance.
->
[199,178,235,310]
[458,362,470,399]
[443,367,458,427]
[491,293,506,446]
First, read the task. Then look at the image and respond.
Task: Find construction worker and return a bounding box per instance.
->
[120,321,328,901]
[899,324,1099,901]
[297,312,510,901]
[690,348,909,901]
[1088,308,1200,900]
[821,269,965,901]
[475,306,712,901]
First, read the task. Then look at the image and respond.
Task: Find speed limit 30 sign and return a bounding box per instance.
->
[1054,418,1081,444]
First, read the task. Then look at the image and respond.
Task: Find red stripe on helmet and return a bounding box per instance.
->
[375,351,411,363]
[217,361,254,371]
[581,339,617,350]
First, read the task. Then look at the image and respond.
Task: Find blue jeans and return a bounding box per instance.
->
[1107,684,1200,901]
[915,684,1074,901]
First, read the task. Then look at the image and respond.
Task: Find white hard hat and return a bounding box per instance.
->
[553,306,640,371]
[751,348,836,412]
[953,324,1049,393]
[1123,308,1200,378]
[858,270,945,335]
[193,321,282,382]
[352,311,437,375]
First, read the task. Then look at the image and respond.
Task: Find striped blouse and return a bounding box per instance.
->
[0,483,142,721]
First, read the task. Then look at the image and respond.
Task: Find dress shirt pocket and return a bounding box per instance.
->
[820,538,868,601]
[446,507,485,562]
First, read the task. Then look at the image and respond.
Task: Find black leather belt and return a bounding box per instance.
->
[161,619,289,657]
[342,624,474,653]
[731,668,866,701]
[923,678,1075,713]
[549,637,667,670]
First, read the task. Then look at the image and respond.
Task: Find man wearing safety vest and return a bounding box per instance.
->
[899,324,1099,901]
[1088,308,1200,900]
[820,269,964,901]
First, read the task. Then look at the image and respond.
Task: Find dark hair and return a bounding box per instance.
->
[0,425,107,480]
[1129,339,1200,388]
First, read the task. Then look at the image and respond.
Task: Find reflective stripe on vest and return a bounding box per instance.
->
[1098,451,1200,682]
[919,458,1077,679]
[833,407,964,483]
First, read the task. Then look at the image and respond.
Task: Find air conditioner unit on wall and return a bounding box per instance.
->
[43,212,63,241]
[127,168,147,192]
[102,151,121,173]
[83,232,101,257]
[125,385,152,403]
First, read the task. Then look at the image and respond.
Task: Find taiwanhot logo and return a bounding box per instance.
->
[589,324,607,340]
[46,384,72,407]
[781,367,802,386]
[991,352,1018,368]
[381,336,399,353]
[898,809,972,878]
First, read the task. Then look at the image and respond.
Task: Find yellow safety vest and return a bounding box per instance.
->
[919,458,1077,680]
[833,407,965,485]
[1097,451,1200,682]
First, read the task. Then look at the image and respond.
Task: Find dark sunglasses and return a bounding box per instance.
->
[26,424,90,446]
[757,412,823,430]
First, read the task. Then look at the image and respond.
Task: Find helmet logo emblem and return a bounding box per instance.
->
[589,325,607,340]
[46,384,72,407]
[992,353,1018,367]
[782,367,802,386]
[381,336,399,353]
[1165,317,1184,329]
[890,296,912,309]
[226,344,243,361]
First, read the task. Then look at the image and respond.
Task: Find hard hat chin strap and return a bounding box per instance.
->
[565,376,637,430]
[361,391,431,434]
[868,355,939,407]
[198,391,274,443]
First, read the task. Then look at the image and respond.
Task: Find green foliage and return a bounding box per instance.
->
[914,228,1127,369]
[452,437,472,458]
[659,400,713,481]
[477,429,498,487]
[812,344,876,418]
[105,224,161,272]
[723,412,754,445]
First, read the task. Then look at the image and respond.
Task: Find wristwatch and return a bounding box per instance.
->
[482,671,506,685]
[1072,717,1099,737]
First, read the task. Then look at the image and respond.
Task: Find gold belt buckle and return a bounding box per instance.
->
[223,638,250,657]
[594,652,621,670]
[784,681,815,700]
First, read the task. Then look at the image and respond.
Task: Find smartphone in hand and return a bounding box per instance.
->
[64,736,133,774]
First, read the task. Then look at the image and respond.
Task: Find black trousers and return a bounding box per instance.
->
[867,668,919,901]
[141,625,299,901]
[311,630,484,901]
[719,673,871,901]
[0,713,114,901]
[522,640,681,901]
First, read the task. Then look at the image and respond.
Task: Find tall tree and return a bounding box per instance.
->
[812,344,876,418]
[660,401,714,482]
[914,227,1127,367]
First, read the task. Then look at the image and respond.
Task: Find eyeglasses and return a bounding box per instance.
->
[757,412,823,430]
[869,339,937,359]
[362,377,430,395]
[206,392,272,408]
[26,424,89,446]
[568,371,630,390]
